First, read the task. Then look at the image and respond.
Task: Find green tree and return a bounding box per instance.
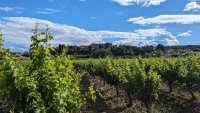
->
[156,44,165,52]
[92,49,112,58]
[113,46,128,56]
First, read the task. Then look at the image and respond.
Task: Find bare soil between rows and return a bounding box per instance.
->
[79,74,200,113]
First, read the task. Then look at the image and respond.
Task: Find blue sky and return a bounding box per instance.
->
[0,0,200,51]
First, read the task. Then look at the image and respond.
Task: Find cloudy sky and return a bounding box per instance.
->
[0,0,200,52]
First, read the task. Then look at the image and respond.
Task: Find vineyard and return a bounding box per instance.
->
[0,26,200,113]
[0,26,96,113]
[74,57,200,113]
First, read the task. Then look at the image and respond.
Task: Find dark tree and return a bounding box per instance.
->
[156,44,165,52]
[57,44,66,54]
[92,49,112,58]
[22,52,30,57]
[67,46,77,55]
[113,46,128,56]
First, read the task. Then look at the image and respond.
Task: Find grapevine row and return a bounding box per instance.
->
[74,56,200,113]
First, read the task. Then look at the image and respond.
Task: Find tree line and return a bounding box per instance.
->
[52,44,165,58]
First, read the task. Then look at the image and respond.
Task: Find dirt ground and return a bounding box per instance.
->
[79,74,200,113]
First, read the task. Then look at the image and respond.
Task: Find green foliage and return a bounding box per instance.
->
[184,56,200,99]
[74,55,200,112]
[2,26,200,113]
[0,34,10,59]
[74,58,161,113]
[135,60,161,112]
[92,49,112,58]
[0,26,95,113]
[143,50,164,58]
[156,44,165,52]
[113,46,133,56]
[185,56,200,85]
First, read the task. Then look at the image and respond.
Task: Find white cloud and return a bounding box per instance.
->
[177,30,192,37]
[36,8,60,15]
[0,17,178,51]
[35,11,54,14]
[0,7,14,12]
[0,7,24,12]
[44,8,60,12]
[128,15,200,25]
[115,28,178,46]
[184,2,200,11]
[112,0,166,7]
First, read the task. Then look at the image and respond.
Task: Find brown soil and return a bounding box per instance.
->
[79,75,144,113]
[79,74,200,113]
